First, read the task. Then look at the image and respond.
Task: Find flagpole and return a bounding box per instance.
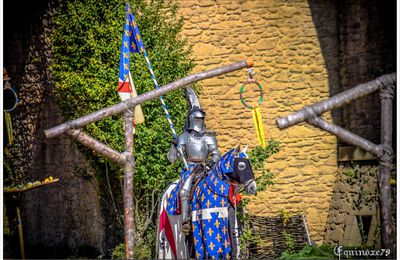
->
[125,5,188,170]
[128,71,137,134]
[141,50,189,171]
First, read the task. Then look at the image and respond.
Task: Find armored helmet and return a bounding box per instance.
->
[187,108,206,133]
[184,87,206,134]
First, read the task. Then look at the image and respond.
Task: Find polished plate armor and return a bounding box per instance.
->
[187,110,206,134]
[167,86,221,225]
[168,132,220,165]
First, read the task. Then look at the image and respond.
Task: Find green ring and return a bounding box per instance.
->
[240,81,264,109]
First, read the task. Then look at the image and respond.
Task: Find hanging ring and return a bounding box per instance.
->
[240,81,264,109]
[4,86,20,112]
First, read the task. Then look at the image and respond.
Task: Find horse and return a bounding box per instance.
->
[156,146,257,259]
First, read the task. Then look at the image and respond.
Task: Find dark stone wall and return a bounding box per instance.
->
[337,0,396,145]
[4,0,106,257]
[4,0,50,182]
[21,94,105,258]
[310,0,396,145]
[309,0,396,247]
[308,0,341,125]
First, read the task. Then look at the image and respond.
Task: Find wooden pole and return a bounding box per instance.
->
[44,60,253,139]
[378,83,395,257]
[43,59,253,258]
[123,109,135,259]
[67,129,126,165]
[277,73,396,129]
[276,73,396,254]
[16,207,25,259]
[307,117,381,157]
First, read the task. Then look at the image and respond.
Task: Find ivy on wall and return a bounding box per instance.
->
[50,0,194,255]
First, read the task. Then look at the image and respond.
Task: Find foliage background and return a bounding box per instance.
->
[50,0,194,257]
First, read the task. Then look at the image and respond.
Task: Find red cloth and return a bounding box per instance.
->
[159,208,177,259]
[229,184,242,206]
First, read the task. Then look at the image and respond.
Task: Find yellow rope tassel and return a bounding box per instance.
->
[252,106,265,147]
[5,112,13,145]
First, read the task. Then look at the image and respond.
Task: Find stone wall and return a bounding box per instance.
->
[176,0,395,244]
[21,93,105,257]
[323,0,396,246]
[3,1,106,257]
[336,0,396,144]
[325,164,380,246]
[176,0,338,243]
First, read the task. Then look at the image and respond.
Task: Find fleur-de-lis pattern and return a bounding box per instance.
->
[166,166,194,215]
[165,148,246,259]
[190,148,244,259]
[118,4,145,93]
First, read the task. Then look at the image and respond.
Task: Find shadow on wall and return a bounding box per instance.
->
[308,0,396,249]
[3,0,117,258]
[4,0,50,258]
[308,0,396,144]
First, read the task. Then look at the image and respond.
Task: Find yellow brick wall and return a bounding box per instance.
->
[177,0,338,243]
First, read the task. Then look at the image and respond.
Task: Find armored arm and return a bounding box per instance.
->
[167,144,178,163]
[167,133,187,163]
[205,132,221,166]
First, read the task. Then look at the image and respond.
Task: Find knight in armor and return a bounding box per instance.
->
[167,87,221,235]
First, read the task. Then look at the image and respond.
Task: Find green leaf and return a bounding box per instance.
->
[50,0,194,256]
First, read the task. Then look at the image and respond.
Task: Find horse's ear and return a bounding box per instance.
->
[235,145,241,154]
[241,145,249,154]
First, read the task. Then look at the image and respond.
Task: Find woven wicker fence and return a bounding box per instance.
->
[241,214,309,259]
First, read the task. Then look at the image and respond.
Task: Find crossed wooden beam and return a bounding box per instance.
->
[44,60,253,259]
[277,73,396,257]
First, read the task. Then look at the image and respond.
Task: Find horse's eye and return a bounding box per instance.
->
[238,161,246,170]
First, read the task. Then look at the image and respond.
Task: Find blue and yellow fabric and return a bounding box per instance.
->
[190,148,242,259]
[166,148,244,259]
[166,165,196,215]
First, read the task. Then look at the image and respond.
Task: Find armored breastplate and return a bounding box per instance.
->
[185,135,208,163]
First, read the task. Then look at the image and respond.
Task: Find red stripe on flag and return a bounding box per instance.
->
[118,81,132,93]
[159,208,177,259]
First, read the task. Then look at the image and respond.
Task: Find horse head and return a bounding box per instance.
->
[214,145,257,195]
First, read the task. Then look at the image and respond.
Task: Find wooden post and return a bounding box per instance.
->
[43,59,253,258]
[378,82,395,257]
[17,207,25,259]
[276,73,396,254]
[123,109,135,259]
